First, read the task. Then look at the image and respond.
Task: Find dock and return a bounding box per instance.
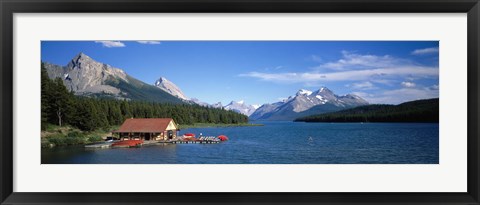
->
[85,135,226,149]
[171,140,220,144]
[170,136,222,144]
[84,141,114,149]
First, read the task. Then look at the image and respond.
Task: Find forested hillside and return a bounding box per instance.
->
[41,64,248,131]
[295,98,439,123]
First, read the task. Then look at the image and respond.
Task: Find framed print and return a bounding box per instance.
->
[1,0,479,204]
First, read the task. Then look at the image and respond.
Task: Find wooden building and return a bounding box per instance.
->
[113,118,179,141]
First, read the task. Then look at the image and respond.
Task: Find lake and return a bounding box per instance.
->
[41,121,439,164]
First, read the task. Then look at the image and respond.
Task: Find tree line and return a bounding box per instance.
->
[41,64,248,131]
[295,98,439,123]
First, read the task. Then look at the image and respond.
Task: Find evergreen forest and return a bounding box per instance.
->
[41,64,248,132]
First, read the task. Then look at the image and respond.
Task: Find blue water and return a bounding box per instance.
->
[41,122,439,164]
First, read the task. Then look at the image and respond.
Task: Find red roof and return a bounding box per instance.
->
[113,118,176,133]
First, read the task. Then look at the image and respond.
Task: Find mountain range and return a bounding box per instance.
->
[224,100,260,116]
[43,53,183,104]
[153,75,259,116]
[43,53,369,119]
[43,53,262,116]
[249,87,369,121]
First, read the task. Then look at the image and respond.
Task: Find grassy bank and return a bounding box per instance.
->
[179,123,263,129]
[42,122,262,147]
[41,124,118,148]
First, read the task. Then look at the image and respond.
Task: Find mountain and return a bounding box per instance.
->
[188,98,210,107]
[295,98,439,123]
[43,53,183,104]
[250,87,369,121]
[211,102,223,108]
[223,100,258,116]
[153,77,232,108]
[154,77,189,100]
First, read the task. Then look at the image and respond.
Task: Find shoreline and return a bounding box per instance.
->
[179,123,263,129]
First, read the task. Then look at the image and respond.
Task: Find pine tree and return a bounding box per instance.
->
[48,77,73,127]
[41,64,51,130]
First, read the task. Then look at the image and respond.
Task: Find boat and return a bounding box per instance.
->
[217,135,228,141]
[112,140,144,148]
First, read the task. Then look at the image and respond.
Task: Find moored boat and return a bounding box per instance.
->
[112,140,144,148]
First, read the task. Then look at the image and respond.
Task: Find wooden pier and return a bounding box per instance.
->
[171,140,220,144]
[85,136,225,149]
[84,142,114,149]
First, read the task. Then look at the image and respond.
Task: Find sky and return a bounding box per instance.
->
[41,41,439,106]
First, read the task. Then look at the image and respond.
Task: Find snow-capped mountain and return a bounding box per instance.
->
[43,53,183,104]
[211,102,223,108]
[189,98,210,107]
[42,53,366,119]
[152,77,259,113]
[223,100,258,116]
[154,77,189,100]
[250,87,369,121]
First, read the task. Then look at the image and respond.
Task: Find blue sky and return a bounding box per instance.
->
[41,41,439,105]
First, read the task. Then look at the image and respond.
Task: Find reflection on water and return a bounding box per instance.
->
[42,122,439,164]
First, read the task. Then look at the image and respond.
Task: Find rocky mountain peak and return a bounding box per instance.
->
[224,100,258,116]
[211,102,223,108]
[296,89,313,96]
[76,52,88,59]
[250,87,369,121]
[318,87,334,94]
[43,53,188,104]
[69,52,94,68]
[311,87,335,99]
[318,86,326,92]
[155,77,169,86]
[154,77,189,100]
[158,77,168,82]
[344,93,359,98]
[44,52,128,96]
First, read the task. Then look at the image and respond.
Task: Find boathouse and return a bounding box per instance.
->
[113,118,179,141]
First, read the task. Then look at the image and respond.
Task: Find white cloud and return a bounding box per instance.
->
[353,87,439,104]
[349,81,375,90]
[95,41,125,48]
[370,79,396,86]
[137,41,161,45]
[428,84,439,90]
[239,66,438,84]
[401,81,416,88]
[241,51,438,88]
[240,50,439,104]
[411,47,439,55]
[317,51,409,70]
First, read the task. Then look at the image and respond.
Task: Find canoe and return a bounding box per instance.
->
[112,140,144,148]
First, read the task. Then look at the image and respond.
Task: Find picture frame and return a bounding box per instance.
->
[1,0,479,204]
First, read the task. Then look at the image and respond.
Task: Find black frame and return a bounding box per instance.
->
[1,0,479,204]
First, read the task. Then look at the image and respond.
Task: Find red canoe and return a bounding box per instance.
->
[218,135,229,141]
[112,140,143,148]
